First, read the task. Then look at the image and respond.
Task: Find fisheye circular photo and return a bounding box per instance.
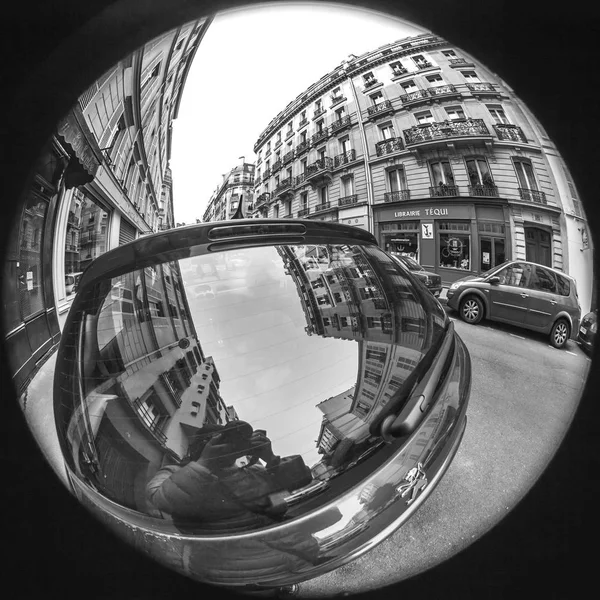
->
[1,1,597,598]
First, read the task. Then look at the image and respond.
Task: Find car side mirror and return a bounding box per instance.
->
[488,276,501,285]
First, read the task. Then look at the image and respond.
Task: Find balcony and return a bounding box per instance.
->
[306,157,334,187]
[334,149,356,168]
[403,118,491,147]
[298,118,309,128]
[468,184,499,197]
[399,88,430,105]
[298,207,311,217]
[382,190,411,203]
[493,124,527,143]
[518,188,547,205]
[414,60,433,70]
[313,200,338,214]
[312,128,329,146]
[449,57,473,67]
[256,192,271,206]
[296,140,310,156]
[367,100,394,119]
[272,159,282,173]
[466,82,500,96]
[313,107,326,119]
[375,137,404,157]
[331,115,351,134]
[274,177,293,198]
[391,67,408,77]
[339,194,359,206]
[428,83,460,99]
[294,172,307,187]
[283,150,294,164]
[330,95,346,107]
[429,184,459,197]
[263,167,272,179]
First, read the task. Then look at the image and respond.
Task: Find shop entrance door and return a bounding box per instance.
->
[525,227,552,267]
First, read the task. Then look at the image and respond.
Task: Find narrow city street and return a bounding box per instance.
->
[299,307,591,596]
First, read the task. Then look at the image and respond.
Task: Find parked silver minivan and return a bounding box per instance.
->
[446,260,580,348]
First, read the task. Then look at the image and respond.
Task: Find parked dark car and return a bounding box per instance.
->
[391,255,443,297]
[52,219,471,592]
[578,310,597,353]
[446,260,580,348]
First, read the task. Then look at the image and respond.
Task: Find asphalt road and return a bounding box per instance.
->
[298,309,591,596]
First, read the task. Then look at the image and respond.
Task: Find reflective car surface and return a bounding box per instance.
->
[578,310,597,353]
[53,220,471,590]
[446,260,581,348]
[391,255,443,297]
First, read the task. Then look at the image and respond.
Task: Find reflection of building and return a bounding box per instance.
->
[252,32,594,313]
[202,162,255,222]
[64,258,235,512]
[3,19,212,395]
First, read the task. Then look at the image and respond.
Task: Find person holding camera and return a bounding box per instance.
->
[146,421,312,530]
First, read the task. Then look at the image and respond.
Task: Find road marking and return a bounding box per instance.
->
[510,333,525,339]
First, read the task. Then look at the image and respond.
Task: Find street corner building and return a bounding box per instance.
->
[250,32,595,315]
[3,17,213,395]
[202,162,256,223]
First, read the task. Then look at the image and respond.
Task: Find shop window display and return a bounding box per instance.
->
[438,222,471,270]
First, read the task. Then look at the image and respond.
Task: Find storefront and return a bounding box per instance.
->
[374,202,512,285]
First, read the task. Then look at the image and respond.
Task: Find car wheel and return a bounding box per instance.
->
[550,319,570,348]
[459,295,484,324]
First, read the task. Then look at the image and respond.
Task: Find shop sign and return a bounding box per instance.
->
[385,205,472,220]
[421,223,433,239]
[446,237,464,256]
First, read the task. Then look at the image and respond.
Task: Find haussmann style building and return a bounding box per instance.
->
[251,32,594,315]
[202,162,256,223]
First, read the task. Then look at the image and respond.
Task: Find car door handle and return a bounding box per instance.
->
[550,300,557,305]
[520,293,529,298]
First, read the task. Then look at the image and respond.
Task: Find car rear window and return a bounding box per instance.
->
[556,273,571,296]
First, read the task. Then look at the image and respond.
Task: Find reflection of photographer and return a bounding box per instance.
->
[146,421,313,530]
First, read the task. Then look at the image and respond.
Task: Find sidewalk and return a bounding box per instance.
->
[438,287,449,305]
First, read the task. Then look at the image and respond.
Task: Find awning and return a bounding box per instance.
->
[56,107,101,189]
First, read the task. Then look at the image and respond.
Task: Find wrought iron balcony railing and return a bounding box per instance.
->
[449,57,471,66]
[331,115,351,134]
[313,107,326,119]
[428,84,459,97]
[272,159,282,172]
[263,167,271,179]
[414,61,433,70]
[466,82,498,94]
[299,118,308,128]
[294,172,307,187]
[339,194,359,206]
[429,184,459,197]
[493,124,527,143]
[364,78,379,89]
[399,88,430,104]
[256,192,271,206]
[404,118,490,145]
[334,149,356,167]
[518,188,547,205]
[367,100,394,118]
[274,177,293,195]
[312,128,329,145]
[298,207,311,217]
[383,190,411,203]
[296,140,310,155]
[306,157,333,177]
[375,137,404,157]
[330,95,346,106]
[468,184,499,197]
[391,67,408,77]
[283,150,294,164]
[314,200,338,213]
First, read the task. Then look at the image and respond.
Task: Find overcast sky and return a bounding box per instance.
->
[170,2,428,224]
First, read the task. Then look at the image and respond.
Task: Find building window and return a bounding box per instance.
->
[429,160,454,186]
[445,106,466,120]
[276,132,282,144]
[513,159,538,190]
[363,71,376,85]
[379,123,395,140]
[412,54,432,69]
[301,158,307,174]
[400,80,418,94]
[487,104,510,124]
[335,105,346,120]
[479,222,506,271]
[461,70,480,82]
[301,191,308,209]
[466,157,494,186]
[370,91,384,106]
[438,221,471,270]
[390,61,407,76]
[388,167,407,192]
[300,130,307,144]
[300,110,307,122]
[319,186,328,204]
[415,110,434,124]
[426,73,444,85]
[342,176,354,197]
[442,49,457,57]
[287,121,293,134]
[273,204,280,219]
[316,119,325,133]
[340,137,351,154]
[266,141,271,153]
